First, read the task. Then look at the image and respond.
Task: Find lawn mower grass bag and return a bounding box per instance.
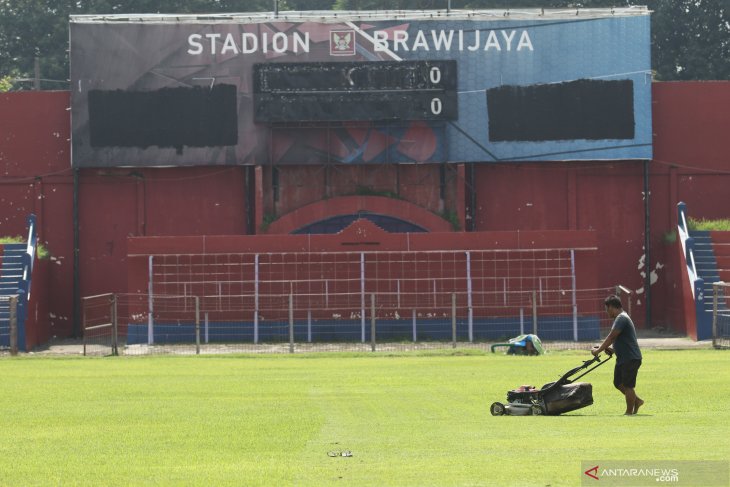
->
[541,382,593,415]
[491,353,611,416]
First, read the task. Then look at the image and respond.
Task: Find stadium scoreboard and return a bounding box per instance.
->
[70,10,652,167]
[253,60,458,123]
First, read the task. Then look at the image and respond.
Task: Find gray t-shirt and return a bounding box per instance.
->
[611,311,642,365]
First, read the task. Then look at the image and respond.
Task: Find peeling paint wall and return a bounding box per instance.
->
[1,82,729,339]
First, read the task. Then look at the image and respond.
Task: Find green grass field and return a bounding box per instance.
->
[0,349,728,486]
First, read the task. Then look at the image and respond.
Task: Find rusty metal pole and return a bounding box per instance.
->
[371,293,376,352]
[452,293,457,349]
[9,296,18,356]
[195,296,201,355]
[111,294,118,356]
[289,294,294,354]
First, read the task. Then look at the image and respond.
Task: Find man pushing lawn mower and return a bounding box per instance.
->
[592,295,644,416]
[490,294,644,417]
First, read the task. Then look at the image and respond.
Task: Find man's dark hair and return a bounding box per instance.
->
[604,295,623,309]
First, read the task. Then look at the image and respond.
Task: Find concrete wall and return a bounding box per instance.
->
[1,81,729,342]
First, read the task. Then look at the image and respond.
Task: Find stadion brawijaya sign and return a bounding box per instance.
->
[70,9,652,167]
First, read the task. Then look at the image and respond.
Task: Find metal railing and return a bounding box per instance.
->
[80,287,620,356]
[677,202,710,337]
[712,281,730,349]
[81,293,118,356]
[0,295,19,356]
[677,202,699,288]
[11,214,38,352]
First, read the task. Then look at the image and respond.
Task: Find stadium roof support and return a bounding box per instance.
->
[70,7,650,24]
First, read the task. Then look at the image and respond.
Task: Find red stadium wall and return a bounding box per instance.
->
[650,82,730,334]
[1,81,729,344]
[472,161,648,309]
[1,92,74,343]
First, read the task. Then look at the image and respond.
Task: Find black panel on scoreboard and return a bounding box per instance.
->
[486,79,635,141]
[254,61,457,123]
[88,85,238,149]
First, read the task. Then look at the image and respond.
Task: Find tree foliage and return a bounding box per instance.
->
[0,75,14,92]
[646,0,729,80]
[0,0,726,89]
[0,0,284,89]
[333,0,729,80]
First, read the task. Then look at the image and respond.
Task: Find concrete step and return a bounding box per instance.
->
[0,264,22,271]
[696,265,719,274]
[0,266,23,273]
[694,254,716,261]
[0,243,26,251]
[699,279,721,287]
[713,244,730,258]
[696,267,720,275]
[0,273,23,279]
[0,251,26,258]
[696,271,719,279]
[0,278,22,291]
[718,271,730,283]
[709,232,730,244]
[0,252,23,258]
[703,279,724,287]
[694,248,715,255]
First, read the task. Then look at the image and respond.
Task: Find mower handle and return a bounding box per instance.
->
[568,351,614,383]
[584,353,603,366]
[556,352,614,386]
[590,346,614,362]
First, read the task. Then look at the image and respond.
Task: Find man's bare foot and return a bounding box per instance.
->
[633,399,644,414]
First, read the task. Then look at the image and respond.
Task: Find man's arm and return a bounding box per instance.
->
[592,328,621,356]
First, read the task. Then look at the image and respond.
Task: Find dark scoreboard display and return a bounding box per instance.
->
[253,60,457,123]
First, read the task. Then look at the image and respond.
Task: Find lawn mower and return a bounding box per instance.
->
[490,350,613,416]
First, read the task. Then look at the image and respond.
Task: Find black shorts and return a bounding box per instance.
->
[614,359,642,389]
